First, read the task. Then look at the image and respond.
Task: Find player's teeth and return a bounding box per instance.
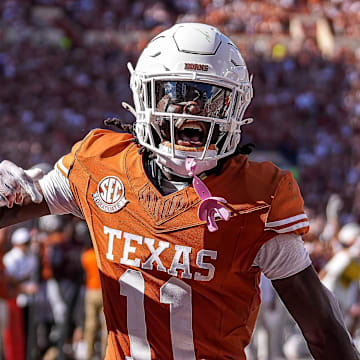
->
[183,125,201,130]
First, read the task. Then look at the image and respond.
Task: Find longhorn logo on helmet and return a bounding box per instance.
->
[184,63,209,72]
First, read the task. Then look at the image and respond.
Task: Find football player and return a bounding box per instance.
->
[0,23,358,359]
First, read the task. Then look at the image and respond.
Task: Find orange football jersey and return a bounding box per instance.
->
[56,129,309,360]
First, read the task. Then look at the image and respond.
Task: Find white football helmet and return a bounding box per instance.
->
[128,23,253,177]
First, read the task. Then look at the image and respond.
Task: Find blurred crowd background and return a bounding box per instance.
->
[0,0,360,359]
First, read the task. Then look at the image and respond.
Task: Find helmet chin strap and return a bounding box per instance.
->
[155,142,218,178]
[185,158,230,232]
[155,158,193,179]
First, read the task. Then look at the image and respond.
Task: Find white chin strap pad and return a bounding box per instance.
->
[155,143,218,177]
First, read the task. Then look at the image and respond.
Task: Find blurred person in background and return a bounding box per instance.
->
[39,215,67,343]
[27,214,86,360]
[0,228,10,359]
[320,223,360,323]
[246,274,289,360]
[36,214,68,359]
[2,227,38,360]
[49,217,85,360]
[301,196,339,275]
[81,221,107,360]
[0,22,358,360]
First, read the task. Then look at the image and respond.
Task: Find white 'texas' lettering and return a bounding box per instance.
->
[141,238,169,272]
[104,226,122,261]
[195,249,217,281]
[120,232,143,267]
[168,245,192,279]
[103,226,218,282]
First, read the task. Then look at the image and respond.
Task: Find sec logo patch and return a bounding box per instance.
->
[92,176,128,213]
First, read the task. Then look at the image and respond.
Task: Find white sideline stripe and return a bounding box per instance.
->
[265,214,308,228]
[57,157,69,176]
[265,221,310,234]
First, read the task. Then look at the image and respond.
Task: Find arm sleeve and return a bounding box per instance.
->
[38,168,83,218]
[265,172,309,236]
[253,234,312,280]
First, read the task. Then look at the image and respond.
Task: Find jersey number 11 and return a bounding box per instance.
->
[120,269,196,360]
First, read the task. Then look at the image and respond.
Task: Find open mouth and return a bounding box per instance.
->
[175,120,207,147]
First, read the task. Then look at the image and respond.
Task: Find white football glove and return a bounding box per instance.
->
[0,160,44,208]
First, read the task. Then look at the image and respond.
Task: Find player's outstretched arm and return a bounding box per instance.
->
[0,160,51,228]
[0,198,50,229]
[272,265,360,360]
